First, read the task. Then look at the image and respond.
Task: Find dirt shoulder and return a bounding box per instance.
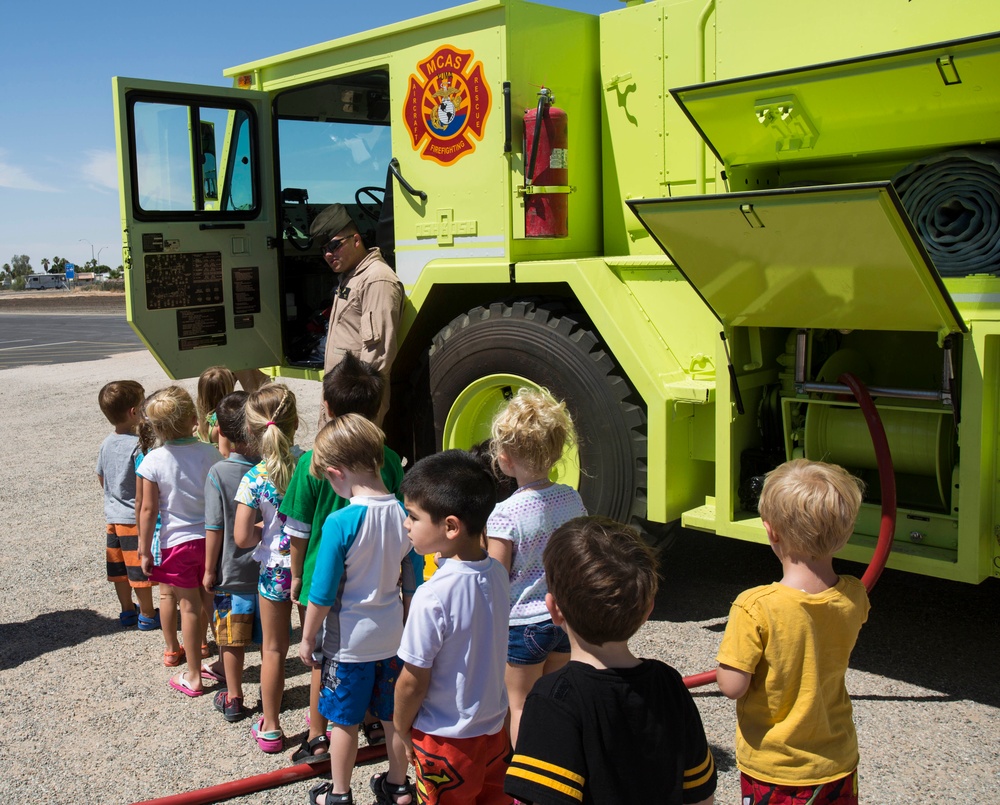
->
[0,290,126,314]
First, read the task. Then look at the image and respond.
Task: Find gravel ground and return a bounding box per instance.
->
[0,308,998,803]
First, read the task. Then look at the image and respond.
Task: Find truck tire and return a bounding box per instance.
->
[428,300,647,525]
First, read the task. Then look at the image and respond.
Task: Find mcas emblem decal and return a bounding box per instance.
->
[404,45,491,166]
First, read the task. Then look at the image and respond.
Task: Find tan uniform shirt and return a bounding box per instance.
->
[322,248,404,424]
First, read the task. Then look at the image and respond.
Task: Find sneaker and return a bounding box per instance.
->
[137,609,161,631]
[213,689,247,723]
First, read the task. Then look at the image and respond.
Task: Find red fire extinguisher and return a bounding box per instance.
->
[524,87,568,238]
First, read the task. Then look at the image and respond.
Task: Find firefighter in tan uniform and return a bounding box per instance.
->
[309,203,404,427]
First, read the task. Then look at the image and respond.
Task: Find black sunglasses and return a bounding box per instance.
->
[321,235,353,254]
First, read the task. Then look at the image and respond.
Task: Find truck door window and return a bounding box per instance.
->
[278,119,392,205]
[273,71,392,367]
[275,72,391,226]
[129,99,258,218]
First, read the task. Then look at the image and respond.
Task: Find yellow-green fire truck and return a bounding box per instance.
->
[114,0,1000,583]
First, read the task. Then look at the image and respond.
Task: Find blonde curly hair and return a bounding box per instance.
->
[244,383,298,495]
[144,386,198,442]
[490,387,576,477]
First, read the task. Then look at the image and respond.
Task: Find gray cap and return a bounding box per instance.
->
[309,204,355,242]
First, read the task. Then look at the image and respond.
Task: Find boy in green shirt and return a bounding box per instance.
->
[281,352,417,764]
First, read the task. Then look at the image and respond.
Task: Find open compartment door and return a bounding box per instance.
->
[670,32,1000,170]
[627,182,966,336]
[113,77,282,379]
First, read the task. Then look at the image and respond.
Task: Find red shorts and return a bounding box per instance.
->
[740,769,858,804]
[411,727,510,805]
[148,540,205,589]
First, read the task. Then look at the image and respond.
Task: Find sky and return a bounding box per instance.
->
[1,0,615,273]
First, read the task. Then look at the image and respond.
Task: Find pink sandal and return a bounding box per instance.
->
[168,672,204,697]
[251,717,284,753]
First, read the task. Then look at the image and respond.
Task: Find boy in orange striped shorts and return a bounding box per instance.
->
[97,381,158,629]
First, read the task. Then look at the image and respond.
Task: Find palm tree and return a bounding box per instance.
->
[41,258,50,274]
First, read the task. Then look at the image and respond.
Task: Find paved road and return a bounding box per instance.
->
[0,312,143,369]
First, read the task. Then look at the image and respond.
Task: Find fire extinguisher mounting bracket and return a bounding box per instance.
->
[518,185,574,196]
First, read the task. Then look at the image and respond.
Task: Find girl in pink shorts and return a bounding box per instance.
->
[137,386,222,696]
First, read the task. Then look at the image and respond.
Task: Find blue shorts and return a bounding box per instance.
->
[508,619,570,665]
[318,656,402,726]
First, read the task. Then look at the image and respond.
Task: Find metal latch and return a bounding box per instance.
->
[740,204,764,229]
[754,95,818,152]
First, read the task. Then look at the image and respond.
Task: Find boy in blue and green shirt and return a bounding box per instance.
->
[280,352,420,764]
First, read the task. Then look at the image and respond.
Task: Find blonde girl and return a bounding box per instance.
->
[196,366,236,444]
[133,394,170,639]
[234,383,300,753]
[486,387,587,747]
[137,386,222,695]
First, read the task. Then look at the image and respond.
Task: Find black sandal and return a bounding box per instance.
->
[361,719,386,746]
[309,780,352,805]
[369,772,415,805]
[291,734,331,765]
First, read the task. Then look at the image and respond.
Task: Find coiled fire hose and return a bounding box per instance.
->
[893,148,1000,277]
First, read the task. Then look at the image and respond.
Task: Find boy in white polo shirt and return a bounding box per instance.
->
[394,450,510,805]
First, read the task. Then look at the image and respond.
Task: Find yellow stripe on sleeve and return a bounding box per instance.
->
[507,767,584,802]
[511,754,586,786]
[683,749,716,789]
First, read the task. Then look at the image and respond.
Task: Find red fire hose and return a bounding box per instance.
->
[683,371,897,689]
[133,745,387,805]
[136,372,897,800]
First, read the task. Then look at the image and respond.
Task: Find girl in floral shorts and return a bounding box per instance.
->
[235,383,301,753]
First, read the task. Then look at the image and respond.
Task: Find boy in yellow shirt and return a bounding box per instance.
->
[717,459,870,804]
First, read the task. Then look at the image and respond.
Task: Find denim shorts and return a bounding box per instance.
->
[318,656,402,726]
[507,619,570,665]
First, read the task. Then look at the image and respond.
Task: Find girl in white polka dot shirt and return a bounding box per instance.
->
[486,387,588,747]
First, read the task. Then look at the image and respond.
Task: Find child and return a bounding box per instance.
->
[202,391,260,722]
[137,386,222,694]
[486,387,587,745]
[281,352,409,764]
[505,516,718,805]
[234,383,300,752]
[136,393,175,655]
[96,380,157,629]
[395,450,510,805]
[196,365,236,445]
[299,414,414,805]
[716,459,869,805]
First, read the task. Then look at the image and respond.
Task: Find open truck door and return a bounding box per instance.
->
[113,77,281,379]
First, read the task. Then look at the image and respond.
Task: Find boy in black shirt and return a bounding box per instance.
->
[505,516,717,805]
